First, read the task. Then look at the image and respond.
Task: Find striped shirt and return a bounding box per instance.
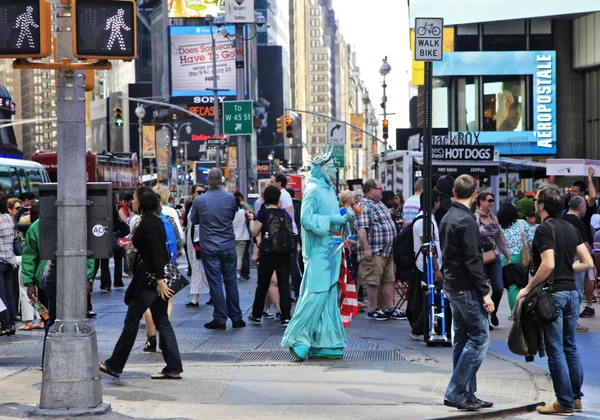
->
[356,196,397,261]
[0,214,16,266]
[402,195,421,225]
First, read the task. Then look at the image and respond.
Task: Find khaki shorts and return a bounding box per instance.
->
[358,255,395,287]
[235,240,248,271]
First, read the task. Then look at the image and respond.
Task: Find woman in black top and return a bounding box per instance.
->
[100,187,183,379]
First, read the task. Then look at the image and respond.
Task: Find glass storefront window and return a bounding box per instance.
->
[432,77,449,129]
[483,76,526,132]
[456,77,478,132]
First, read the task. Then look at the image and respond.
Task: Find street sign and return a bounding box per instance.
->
[73,0,137,61]
[0,1,52,58]
[223,100,253,136]
[224,0,255,24]
[327,121,346,146]
[332,145,345,169]
[207,139,227,146]
[414,17,443,62]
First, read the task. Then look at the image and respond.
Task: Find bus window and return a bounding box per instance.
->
[18,168,29,193]
[0,166,11,194]
[27,169,44,194]
[10,167,20,196]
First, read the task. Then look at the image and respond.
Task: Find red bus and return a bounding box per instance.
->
[32,152,139,192]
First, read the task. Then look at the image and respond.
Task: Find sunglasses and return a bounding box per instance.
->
[372,187,382,191]
[486,199,495,204]
[195,190,205,195]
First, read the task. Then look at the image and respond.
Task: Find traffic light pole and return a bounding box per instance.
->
[236,24,248,196]
[36,1,108,414]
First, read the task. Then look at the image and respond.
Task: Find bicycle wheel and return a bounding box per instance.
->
[416,26,426,36]
[431,27,441,36]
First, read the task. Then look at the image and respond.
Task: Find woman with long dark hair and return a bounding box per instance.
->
[100,186,183,379]
[473,191,510,330]
[0,194,17,336]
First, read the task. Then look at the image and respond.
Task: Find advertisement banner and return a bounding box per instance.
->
[350,114,364,150]
[170,26,236,97]
[228,146,237,169]
[168,0,224,18]
[142,125,156,159]
[157,148,168,171]
[434,50,557,156]
[432,145,495,161]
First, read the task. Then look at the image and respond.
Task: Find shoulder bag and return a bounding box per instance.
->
[145,251,189,295]
[526,219,558,326]
[519,220,531,267]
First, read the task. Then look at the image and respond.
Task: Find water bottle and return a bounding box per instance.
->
[30,297,49,321]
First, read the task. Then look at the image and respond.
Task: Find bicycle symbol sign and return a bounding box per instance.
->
[414,17,444,62]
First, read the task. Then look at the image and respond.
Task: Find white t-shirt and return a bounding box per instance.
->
[412,211,442,273]
[162,205,184,240]
[279,188,298,235]
[233,208,250,241]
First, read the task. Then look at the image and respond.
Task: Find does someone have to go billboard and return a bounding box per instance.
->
[170,26,236,97]
[433,50,556,156]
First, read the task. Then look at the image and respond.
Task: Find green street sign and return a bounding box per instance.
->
[332,145,345,169]
[223,100,253,136]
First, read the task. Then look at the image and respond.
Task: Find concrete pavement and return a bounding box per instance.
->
[0,268,564,419]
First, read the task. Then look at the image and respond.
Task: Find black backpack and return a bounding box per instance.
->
[262,208,296,254]
[393,215,423,272]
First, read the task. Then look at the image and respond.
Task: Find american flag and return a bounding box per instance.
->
[338,245,359,328]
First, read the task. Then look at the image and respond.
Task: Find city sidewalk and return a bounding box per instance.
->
[0,269,556,419]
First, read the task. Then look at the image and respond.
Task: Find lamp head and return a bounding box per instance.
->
[186,125,192,135]
[379,56,391,77]
[135,105,146,119]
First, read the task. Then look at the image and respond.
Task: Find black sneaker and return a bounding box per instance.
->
[248,315,261,324]
[232,320,246,328]
[262,311,275,320]
[580,306,595,318]
[143,335,156,352]
[204,320,226,330]
[280,319,290,328]
[386,308,407,320]
[276,312,282,319]
[366,309,389,321]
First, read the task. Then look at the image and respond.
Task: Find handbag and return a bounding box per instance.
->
[146,255,190,296]
[519,221,531,267]
[483,250,496,264]
[13,230,24,256]
[526,219,558,326]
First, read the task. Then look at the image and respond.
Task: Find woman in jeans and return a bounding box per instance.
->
[473,192,510,330]
[0,195,17,336]
[100,186,183,379]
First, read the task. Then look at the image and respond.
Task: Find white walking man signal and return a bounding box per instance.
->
[14,6,39,49]
[105,9,131,51]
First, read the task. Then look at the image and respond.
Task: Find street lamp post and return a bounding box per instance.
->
[380,57,391,122]
[135,104,146,183]
[268,149,274,174]
[162,116,192,191]
[362,91,371,178]
[206,15,223,170]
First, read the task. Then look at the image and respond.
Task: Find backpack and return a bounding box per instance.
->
[393,215,423,272]
[261,208,296,254]
[161,213,178,263]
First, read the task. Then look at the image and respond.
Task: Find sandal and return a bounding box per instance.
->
[19,323,33,331]
[32,321,45,330]
[99,362,120,378]
[151,372,182,380]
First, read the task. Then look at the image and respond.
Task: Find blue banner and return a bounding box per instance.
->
[434,51,556,155]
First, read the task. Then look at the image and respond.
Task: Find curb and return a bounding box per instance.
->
[431,401,544,420]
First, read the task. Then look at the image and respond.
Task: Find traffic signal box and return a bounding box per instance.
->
[72,0,137,61]
[0,1,52,59]
[285,117,293,139]
[276,116,285,134]
[382,119,389,140]
[113,106,124,127]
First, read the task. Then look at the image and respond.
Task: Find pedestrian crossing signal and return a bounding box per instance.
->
[113,106,124,127]
[285,117,293,139]
[382,119,389,140]
[0,1,52,59]
[73,0,137,61]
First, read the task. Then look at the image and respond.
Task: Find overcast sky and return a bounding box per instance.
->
[332,0,412,143]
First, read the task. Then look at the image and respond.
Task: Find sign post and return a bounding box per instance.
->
[415,16,445,345]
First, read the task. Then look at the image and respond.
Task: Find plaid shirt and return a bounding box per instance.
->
[0,214,16,266]
[356,196,396,261]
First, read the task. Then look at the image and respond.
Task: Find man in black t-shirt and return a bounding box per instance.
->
[518,185,593,416]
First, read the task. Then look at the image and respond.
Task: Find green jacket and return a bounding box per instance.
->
[21,220,95,289]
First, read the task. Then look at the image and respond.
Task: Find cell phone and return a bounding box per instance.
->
[118,238,132,246]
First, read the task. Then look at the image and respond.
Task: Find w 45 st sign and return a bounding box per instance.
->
[223,100,253,136]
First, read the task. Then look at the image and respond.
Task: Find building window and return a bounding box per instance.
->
[457,77,479,132]
[483,76,526,132]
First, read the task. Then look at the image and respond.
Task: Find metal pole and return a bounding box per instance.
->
[210,24,221,169]
[363,103,369,179]
[138,115,143,184]
[236,23,247,196]
[39,1,105,412]
[422,60,433,341]
[183,141,189,193]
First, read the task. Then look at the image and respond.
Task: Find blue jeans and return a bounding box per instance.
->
[444,289,490,403]
[484,256,503,317]
[290,248,302,298]
[543,290,583,410]
[574,271,585,307]
[202,248,243,324]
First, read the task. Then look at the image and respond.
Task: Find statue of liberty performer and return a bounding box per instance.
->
[281,148,356,361]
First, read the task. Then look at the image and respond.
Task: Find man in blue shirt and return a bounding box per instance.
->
[190,168,245,330]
